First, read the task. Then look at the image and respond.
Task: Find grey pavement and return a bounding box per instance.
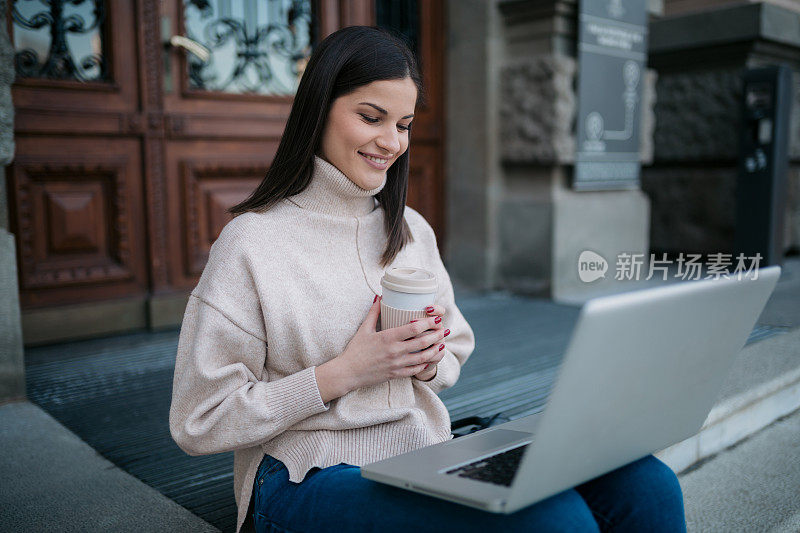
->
[680,407,800,533]
[0,400,219,533]
[757,258,800,329]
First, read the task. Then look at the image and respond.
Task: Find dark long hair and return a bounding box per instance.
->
[228,26,425,268]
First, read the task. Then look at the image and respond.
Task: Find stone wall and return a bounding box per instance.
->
[642,67,742,254]
[499,56,577,164]
[0,0,25,402]
[646,2,800,257]
[644,167,738,254]
[0,0,12,175]
[651,68,742,161]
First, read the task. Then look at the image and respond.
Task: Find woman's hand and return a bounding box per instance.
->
[411,303,448,381]
[317,296,450,401]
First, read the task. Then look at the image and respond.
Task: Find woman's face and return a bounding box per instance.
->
[319,77,417,190]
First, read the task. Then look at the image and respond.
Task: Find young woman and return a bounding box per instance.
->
[169,26,686,533]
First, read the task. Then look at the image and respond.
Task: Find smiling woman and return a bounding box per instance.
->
[171,26,475,533]
[169,25,684,533]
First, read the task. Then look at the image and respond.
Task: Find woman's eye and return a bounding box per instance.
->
[360,113,410,132]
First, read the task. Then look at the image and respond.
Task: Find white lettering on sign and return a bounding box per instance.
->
[587,22,643,51]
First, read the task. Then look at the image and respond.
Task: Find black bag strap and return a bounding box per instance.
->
[450,412,510,438]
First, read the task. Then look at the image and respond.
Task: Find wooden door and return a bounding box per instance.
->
[7,1,148,319]
[6,0,444,345]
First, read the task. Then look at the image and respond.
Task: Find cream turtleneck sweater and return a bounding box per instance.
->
[169,156,476,533]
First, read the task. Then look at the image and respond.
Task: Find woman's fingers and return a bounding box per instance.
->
[392,316,441,342]
[425,304,446,317]
[406,341,445,368]
[402,362,431,378]
[408,327,449,353]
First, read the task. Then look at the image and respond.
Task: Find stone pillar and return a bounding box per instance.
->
[0,0,25,402]
[445,0,502,291]
[503,1,657,304]
[646,2,800,257]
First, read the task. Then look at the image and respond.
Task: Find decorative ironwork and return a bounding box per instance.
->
[184,0,313,95]
[12,0,108,82]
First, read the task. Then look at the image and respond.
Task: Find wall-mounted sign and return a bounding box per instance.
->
[574,0,648,191]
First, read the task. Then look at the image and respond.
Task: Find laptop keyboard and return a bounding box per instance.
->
[445,444,530,487]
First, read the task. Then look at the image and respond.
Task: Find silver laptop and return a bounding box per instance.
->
[362,266,781,514]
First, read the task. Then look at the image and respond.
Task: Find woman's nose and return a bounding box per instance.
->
[375,127,401,153]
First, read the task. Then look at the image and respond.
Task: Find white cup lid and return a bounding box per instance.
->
[381,267,437,294]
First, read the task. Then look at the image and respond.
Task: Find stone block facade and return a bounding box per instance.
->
[642,66,743,255]
[500,56,577,164]
[651,68,742,162]
[647,2,800,256]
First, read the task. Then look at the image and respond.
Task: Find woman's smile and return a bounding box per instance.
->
[358,151,391,170]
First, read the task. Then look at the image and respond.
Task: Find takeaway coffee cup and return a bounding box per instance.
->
[380,266,438,332]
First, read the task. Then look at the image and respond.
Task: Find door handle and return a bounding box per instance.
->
[168,35,211,63]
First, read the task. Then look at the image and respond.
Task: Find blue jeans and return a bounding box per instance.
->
[252,453,686,532]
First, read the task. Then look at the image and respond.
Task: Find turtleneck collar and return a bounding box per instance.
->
[286,155,387,217]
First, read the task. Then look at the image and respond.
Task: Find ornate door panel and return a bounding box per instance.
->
[163,142,275,289]
[10,137,147,308]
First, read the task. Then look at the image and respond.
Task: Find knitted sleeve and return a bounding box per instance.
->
[414,217,476,395]
[169,296,330,456]
[169,216,329,456]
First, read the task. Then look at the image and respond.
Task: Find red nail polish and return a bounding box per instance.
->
[435,316,442,324]
[444,329,450,337]
[439,344,444,351]
[410,319,419,323]
[425,306,434,313]
[424,364,430,369]
[373,295,378,303]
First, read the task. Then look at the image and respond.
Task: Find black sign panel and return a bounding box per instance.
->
[575,0,648,191]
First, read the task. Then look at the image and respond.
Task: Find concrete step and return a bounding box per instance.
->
[0,400,219,533]
[679,407,800,532]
